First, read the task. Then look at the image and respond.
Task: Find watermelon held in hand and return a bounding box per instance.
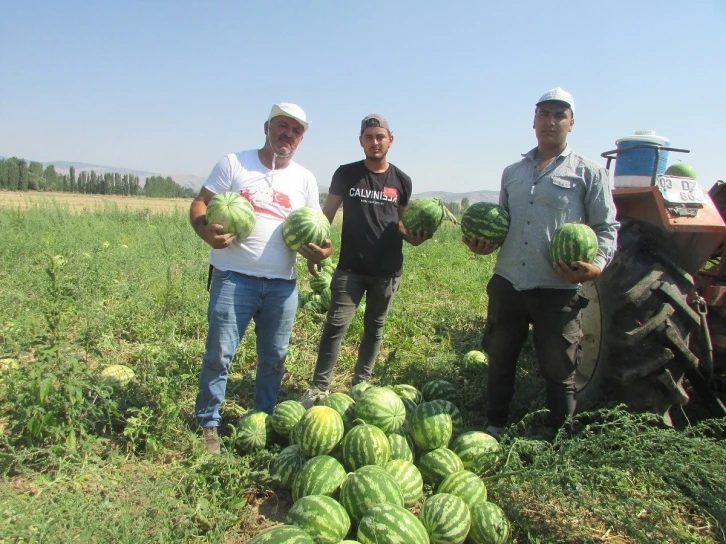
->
[461,202,510,244]
[282,207,331,251]
[402,197,447,234]
[100,365,135,388]
[549,222,598,265]
[205,192,256,239]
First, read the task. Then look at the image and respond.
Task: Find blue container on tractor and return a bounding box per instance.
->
[612,130,670,188]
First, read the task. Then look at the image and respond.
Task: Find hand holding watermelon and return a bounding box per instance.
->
[553,259,601,283]
[301,239,333,275]
[463,235,500,255]
[403,229,432,246]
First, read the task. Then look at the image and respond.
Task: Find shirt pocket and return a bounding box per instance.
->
[536,182,572,210]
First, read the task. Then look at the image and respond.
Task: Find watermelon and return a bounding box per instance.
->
[438,470,488,507]
[461,202,510,244]
[248,524,314,543]
[418,447,465,487]
[269,444,308,489]
[401,397,417,426]
[420,493,471,544]
[461,350,488,369]
[391,383,423,404]
[318,288,332,311]
[339,465,404,526]
[236,410,270,452]
[384,459,424,507]
[296,405,345,457]
[285,495,351,544]
[270,400,306,436]
[357,503,429,544]
[298,288,315,308]
[469,502,511,544]
[421,380,457,403]
[310,271,332,293]
[320,392,356,430]
[291,455,347,502]
[402,197,447,234]
[355,387,406,434]
[387,428,415,463]
[549,222,598,264]
[410,401,453,451]
[100,364,135,388]
[282,207,331,251]
[303,294,324,314]
[342,423,390,471]
[451,431,499,473]
[665,162,697,179]
[321,259,337,276]
[350,382,373,401]
[430,399,465,438]
[205,192,256,239]
[289,421,301,446]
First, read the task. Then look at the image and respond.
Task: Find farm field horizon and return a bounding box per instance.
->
[0,202,724,543]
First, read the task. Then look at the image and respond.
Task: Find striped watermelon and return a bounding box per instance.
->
[402,197,447,234]
[461,350,488,369]
[270,400,306,436]
[355,387,406,434]
[288,421,301,446]
[282,207,331,251]
[341,423,390,471]
[461,202,510,244]
[350,382,373,401]
[285,495,351,544]
[298,288,315,309]
[421,380,457,403]
[451,431,499,473]
[296,405,345,457]
[401,397,417,426]
[320,392,357,430]
[549,222,598,264]
[384,459,424,507]
[387,428,415,463]
[100,364,135,388]
[302,294,324,314]
[438,470,488,508]
[309,271,332,293]
[205,192,256,239]
[469,502,511,544]
[419,493,471,544]
[291,455,347,502]
[339,465,404,526]
[410,401,453,451]
[357,503,429,544]
[248,524,314,543]
[321,259,337,276]
[318,288,332,311]
[418,447,465,487]
[391,384,423,404]
[270,444,308,489]
[430,399,465,438]
[236,410,270,452]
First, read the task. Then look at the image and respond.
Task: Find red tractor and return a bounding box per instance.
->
[575,138,726,423]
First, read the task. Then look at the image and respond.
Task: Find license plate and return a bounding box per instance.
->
[656,175,706,204]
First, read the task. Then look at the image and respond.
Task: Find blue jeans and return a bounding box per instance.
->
[195,268,298,427]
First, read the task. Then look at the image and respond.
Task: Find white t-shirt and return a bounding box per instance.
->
[204,149,320,280]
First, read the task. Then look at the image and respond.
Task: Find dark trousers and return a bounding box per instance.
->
[312,269,401,391]
[481,274,585,428]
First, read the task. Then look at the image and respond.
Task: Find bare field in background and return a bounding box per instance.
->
[0,191,191,214]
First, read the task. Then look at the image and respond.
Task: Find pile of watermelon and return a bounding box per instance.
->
[298,259,337,314]
[243,379,511,544]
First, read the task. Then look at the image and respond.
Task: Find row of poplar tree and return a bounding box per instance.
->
[0,156,196,198]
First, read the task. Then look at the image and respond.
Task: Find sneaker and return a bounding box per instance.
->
[485,425,506,441]
[299,387,329,409]
[203,426,221,455]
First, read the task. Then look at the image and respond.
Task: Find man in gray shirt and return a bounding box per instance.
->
[464,87,618,439]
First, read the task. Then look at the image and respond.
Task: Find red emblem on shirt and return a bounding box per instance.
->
[383,187,398,199]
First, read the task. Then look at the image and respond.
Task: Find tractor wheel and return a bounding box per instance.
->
[576,221,701,424]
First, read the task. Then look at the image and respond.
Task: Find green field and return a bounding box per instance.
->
[1,203,724,543]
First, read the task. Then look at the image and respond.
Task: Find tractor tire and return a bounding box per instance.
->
[576,220,701,424]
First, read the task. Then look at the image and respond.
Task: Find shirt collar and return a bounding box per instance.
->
[522,144,572,162]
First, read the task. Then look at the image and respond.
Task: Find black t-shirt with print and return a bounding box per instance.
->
[329,160,412,277]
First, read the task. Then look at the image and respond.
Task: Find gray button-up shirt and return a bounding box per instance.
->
[494,145,619,290]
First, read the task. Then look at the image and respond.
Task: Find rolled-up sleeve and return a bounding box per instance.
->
[585,167,619,271]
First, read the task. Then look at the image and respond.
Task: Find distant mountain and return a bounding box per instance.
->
[413,189,500,204]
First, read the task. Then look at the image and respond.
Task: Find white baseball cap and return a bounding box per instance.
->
[536,87,575,117]
[268,102,310,131]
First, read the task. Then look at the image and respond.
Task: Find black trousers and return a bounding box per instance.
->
[481,274,585,428]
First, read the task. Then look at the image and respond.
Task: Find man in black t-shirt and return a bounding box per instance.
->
[299,113,430,407]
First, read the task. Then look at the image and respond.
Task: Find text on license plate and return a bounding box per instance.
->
[656,175,705,204]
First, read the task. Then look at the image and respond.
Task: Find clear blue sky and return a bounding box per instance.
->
[1,0,724,193]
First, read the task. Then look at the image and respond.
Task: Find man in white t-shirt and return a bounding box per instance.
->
[189,102,328,454]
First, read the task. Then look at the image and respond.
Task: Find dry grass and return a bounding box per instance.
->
[0,191,191,214]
